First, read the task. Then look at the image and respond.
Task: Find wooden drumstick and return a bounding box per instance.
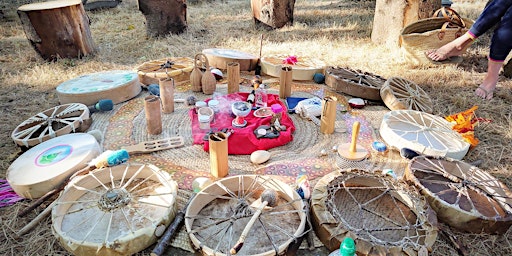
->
[338,121,368,161]
[151,194,195,256]
[230,189,278,255]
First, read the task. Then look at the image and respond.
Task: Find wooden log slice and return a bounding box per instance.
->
[6,133,101,199]
[17,0,96,60]
[380,110,470,160]
[311,170,438,254]
[136,57,194,86]
[11,103,90,148]
[56,70,142,106]
[406,156,512,234]
[380,77,433,113]
[185,175,307,256]
[202,48,259,71]
[52,163,178,256]
[325,67,386,101]
[261,55,325,81]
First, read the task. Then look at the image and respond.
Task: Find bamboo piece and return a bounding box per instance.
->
[209,132,228,178]
[227,62,240,94]
[201,56,217,95]
[144,95,162,135]
[320,96,337,134]
[279,66,292,99]
[17,0,96,61]
[159,77,174,113]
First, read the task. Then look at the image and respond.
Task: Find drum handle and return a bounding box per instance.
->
[151,195,195,256]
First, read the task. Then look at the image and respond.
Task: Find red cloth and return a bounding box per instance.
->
[190,92,295,155]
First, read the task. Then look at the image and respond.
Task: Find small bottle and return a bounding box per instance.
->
[328,237,356,256]
[247,89,255,104]
[255,84,268,108]
[270,104,283,129]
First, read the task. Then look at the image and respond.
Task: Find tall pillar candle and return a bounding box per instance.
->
[227,62,240,94]
[279,66,292,99]
[320,96,337,134]
[209,132,228,178]
[159,77,174,113]
[144,95,162,135]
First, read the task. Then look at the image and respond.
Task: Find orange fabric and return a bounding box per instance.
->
[445,105,480,147]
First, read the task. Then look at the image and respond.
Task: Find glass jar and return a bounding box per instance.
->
[198,114,210,130]
[270,104,283,128]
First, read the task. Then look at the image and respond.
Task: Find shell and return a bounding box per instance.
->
[250,150,271,164]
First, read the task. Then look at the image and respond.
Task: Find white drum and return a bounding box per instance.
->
[380,110,470,160]
[56,70,142,106]
[6,133,101,199]
[52,163,178,256]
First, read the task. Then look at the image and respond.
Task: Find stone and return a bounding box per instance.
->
[250,150,271,164]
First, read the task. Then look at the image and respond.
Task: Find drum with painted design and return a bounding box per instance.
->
[6,133,101,199]
[56,70,141,106]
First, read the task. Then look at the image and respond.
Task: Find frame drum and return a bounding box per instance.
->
[6,133,101,199]
[185,175,307,256]
[52,163,178,256]
[56,70,142,106]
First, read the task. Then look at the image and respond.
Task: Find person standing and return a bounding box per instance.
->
[426,0,512,100]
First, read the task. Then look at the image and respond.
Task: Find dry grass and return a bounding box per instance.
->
[1,0,511,255]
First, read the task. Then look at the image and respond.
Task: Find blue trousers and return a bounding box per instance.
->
[469,0,512,62]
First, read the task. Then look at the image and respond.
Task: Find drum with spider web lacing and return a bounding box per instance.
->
[136,57,195,86]
[52,163,178,256]
[311,169,438,255]
[185,175,307,256]
[406,156,512,234]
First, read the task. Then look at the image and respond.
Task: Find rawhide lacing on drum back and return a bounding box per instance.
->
[323,170,437,254]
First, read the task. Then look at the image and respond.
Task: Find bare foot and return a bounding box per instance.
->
[426,34,473,61]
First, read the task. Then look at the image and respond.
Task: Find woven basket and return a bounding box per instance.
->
[399,17,474,65]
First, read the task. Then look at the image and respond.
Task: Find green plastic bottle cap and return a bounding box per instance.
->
[340,237,356,256]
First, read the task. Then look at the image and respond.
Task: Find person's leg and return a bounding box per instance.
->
[475,60,503,99]
[426,33,474,61]
[475,4,512,99]
[426,0,512,61]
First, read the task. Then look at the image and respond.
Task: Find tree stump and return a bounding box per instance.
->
[17,0,97,61]
[250,0,295,29]
[138,0,187,37]
[371,0,441,48]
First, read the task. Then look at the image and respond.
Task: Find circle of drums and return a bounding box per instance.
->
[6,51,512,256]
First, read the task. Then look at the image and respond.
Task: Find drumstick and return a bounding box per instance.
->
[17,149,129,218]
[151,193,196,256]
[230,189,278,255]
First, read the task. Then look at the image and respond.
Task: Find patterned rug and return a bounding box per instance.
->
[87,82,408,252]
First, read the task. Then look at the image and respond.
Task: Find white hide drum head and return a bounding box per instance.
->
[6,133,101,199]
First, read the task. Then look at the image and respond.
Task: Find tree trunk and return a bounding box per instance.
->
[371,0,441,48]
[138,0,187,37]
[250,0,295,29]
[17,0,96,61]
[503,60,512,78]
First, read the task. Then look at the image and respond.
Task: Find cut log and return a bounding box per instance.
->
[138,0,187,37]
[503,60,512,78]
[250,0,295,29]
[17,0,97,61]
[371,0,441,48]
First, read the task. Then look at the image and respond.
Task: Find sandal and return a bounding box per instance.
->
[475,86,493,100]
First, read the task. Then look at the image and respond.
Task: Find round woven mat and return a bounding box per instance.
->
[87,83,408,252]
